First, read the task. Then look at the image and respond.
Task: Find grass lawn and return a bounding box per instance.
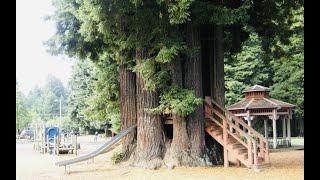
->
[267,137,304,147]
[291,137,304,146]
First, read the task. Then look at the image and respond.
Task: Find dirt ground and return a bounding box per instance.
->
[16,136,304,180]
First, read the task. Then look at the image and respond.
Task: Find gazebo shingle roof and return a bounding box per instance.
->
[243,84,270,92]
[227,98,295,110]
[227,85,295,110]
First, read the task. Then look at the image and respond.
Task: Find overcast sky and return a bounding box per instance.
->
[16,0,74,95]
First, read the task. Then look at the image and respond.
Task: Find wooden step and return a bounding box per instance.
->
[214,131,223,136]
[238,150,248,155]
[235,147,247,154]
[208,123,222,129]
[231,143,243,149]
[238,153,248,160]
[228,138,238,144]
[204,103,270,170]
[256,162,271,169]
[212,127,222,131]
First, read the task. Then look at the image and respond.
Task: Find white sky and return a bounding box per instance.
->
[16,0,74,95]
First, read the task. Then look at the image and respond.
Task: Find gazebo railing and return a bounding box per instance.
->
[204,97,270,167]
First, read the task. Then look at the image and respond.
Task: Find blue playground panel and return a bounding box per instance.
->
[45,127,59,141]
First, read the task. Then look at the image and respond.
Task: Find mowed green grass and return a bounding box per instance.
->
[268,137,304,146]
[291,137,304,146]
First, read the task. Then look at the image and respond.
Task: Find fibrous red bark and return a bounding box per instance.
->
[184,23,210,166]
[134,47,165,169]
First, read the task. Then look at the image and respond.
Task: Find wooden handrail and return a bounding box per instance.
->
[210,109,254,141]
[210,98,267,142]
[208,116,249,148]
[253,141,258,166]
[226,128,249,149]
[205,98,268,150]
[209,106,261,155]
[207,116,223,128]
[248,139,253,165]
[204,96,269,166]
[213,100,268,153]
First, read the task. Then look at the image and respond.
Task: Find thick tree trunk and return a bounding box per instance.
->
[212,24,226,164]
[207,24,224,165]
[119,64,137,159]
[119,16,137,160]
[168,115,191,165]
[212,25,225,106]
[164,57,193,167]
[134,47,164,169]
[184,23,210,166]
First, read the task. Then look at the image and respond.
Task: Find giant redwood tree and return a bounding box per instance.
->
[47,0,303,169]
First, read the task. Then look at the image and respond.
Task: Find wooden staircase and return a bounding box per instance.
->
[204,96,270,169]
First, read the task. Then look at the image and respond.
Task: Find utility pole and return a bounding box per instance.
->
[59,95,62,128]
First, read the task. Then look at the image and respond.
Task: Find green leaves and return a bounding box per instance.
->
[210,0,252,25]
[225,32,271,105]
[167,0,194,24]
[146,86,202,117]
[68,56,120,132]
[16,83,32,132]
[24,75,68,122]
[46,0,303,132]
[133,58,170,91]
[68,59,96,128]
[270,7,304,119]
[155,43,186,64]
[225,6,304,123]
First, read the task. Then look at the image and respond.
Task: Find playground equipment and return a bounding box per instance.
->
[33,124,79,155]
[55,125,136,168]
[33,121,45,151]
[58,130,79,155]
[45,127,60,154]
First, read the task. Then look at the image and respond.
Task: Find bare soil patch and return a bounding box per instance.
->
[16,136,304,180]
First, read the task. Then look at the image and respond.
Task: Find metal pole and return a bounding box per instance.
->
[75,134,77,156]
[59,95,62,128]
[54,136,56,155]
[47,135,49,154]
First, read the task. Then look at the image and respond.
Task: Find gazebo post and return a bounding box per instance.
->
[287,118,291,147]
[246,110,251,134]
[287,109,292,147]
[264,119,268,139]
[282,116,287,147]
[272,109,277,149]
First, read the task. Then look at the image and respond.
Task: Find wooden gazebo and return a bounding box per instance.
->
[226,85,295,149]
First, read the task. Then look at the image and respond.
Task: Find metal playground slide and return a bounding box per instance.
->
[55,125,136,167]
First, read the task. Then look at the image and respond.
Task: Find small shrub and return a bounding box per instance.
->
[111,152,124,164]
